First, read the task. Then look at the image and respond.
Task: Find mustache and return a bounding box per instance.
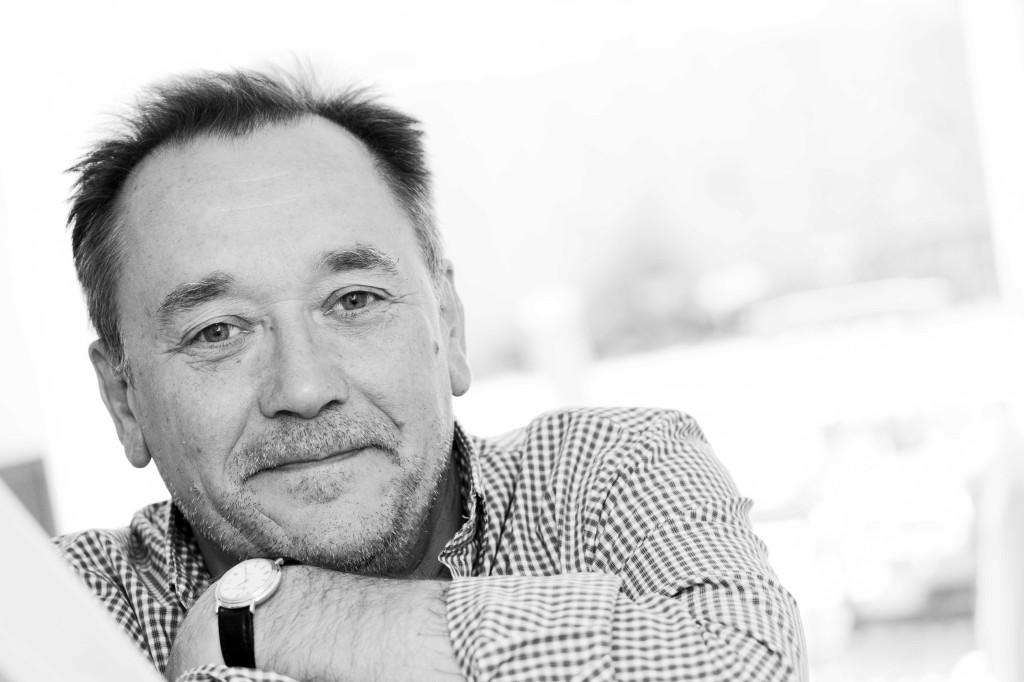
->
[231,411,401,480]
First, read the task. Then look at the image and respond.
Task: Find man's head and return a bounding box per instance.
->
[68,70,471,575]
[70,70,445,381]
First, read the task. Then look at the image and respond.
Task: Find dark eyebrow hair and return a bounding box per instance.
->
[154,246,397,329]
[156,272,237,326]
[316,245,401,277]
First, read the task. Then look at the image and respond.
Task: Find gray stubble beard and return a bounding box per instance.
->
[175,412,455,577]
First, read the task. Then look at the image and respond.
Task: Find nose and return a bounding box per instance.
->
[257,317,349,419]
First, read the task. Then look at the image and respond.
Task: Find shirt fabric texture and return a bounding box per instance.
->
[56,407,808,681]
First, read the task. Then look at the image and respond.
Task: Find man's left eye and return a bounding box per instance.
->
[195,322,241,344]
[336,290,378,311]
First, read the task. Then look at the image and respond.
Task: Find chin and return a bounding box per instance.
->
[232,483,436,576]
[283,508,429,577]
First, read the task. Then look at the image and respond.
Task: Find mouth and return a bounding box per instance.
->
[245,446,383,505]
[249,447,370,478]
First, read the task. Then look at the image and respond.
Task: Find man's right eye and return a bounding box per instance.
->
[193,322,241,344]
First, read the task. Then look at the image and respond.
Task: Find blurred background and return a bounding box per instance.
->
[1,0,1023,679]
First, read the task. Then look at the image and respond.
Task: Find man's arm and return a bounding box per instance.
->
[170,541,801,682]
[445,505,804,681]
[442,409,806,681]
[55,529,164,666]
[166,569,462,682]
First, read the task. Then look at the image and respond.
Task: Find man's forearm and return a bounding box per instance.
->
[167,565,464,682]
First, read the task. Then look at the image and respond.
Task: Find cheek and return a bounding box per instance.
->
[355,317,450,405]
[134,366,251,483]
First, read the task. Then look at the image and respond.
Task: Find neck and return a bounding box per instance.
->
[408,453,464,579]
[195,531,237,580]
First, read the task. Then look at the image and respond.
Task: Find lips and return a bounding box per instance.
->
[261,447,366,474]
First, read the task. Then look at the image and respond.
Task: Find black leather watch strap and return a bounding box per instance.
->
[218,606,256,668]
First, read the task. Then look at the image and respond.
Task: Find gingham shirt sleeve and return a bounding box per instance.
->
[447,409,807,681]
[55,507,302,682]
[55,527,154,659]
[171,665,299,682]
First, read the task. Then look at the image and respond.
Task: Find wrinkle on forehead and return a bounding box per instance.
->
[114,118,423,322]
[210,195,314,213]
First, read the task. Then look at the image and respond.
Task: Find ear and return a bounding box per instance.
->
[439,261,471,397]
[89,340,151,468]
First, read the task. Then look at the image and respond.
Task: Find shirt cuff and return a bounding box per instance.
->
[447,573,621,682]
[173,664,301,682]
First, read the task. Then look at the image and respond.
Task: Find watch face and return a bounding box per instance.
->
[216,558,282,609]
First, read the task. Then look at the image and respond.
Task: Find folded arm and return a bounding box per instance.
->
[447,508,805,681]
[168,512,803,682]
[440,411,807,681]
[166,568,462,682]
[169,520,802,682]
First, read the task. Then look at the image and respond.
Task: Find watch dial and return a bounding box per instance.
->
[218,559,278,603]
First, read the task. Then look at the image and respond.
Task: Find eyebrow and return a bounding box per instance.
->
[155,245,401,327]
[315,244,401,278]
[156,272,237,326]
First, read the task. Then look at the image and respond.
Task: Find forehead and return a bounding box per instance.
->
[115,117,417,290]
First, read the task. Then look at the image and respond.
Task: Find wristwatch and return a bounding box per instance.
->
[214,557,288,668]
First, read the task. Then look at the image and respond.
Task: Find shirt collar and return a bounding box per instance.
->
[166,503,211,610]
[440,422,487,575]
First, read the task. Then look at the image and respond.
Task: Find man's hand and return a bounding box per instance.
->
[166,565,463,682]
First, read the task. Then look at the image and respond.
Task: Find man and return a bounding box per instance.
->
[57,68,807,681]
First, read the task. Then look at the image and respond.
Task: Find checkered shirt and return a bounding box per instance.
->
[56,407,807,681]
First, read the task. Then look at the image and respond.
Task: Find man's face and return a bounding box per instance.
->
[96,117,470,574]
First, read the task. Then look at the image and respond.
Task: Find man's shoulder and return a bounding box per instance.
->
[464,407,711,484]
[54,500,173,578]
[471,406,706,453]
[462,407,738,546]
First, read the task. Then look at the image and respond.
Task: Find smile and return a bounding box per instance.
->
[258,447,368,475]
